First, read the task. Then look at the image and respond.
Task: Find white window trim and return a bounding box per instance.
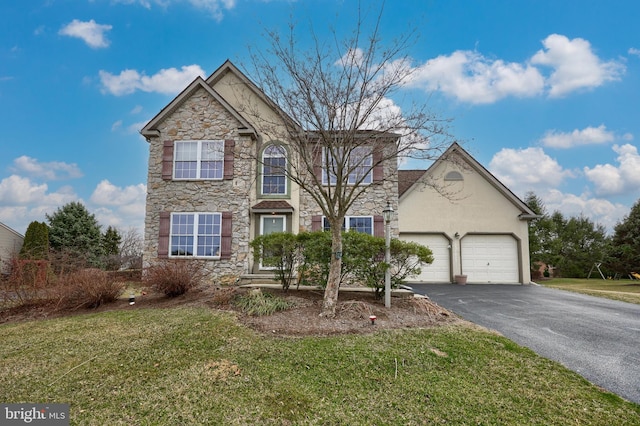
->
[261,145,288,195]
[173,140,224,181]
[321,147,373,186]
[322,215,374,235]
[169,212,222,259]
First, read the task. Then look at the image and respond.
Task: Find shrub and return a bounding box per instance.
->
[211,287,238,306]
[55,269,124,310]
[145,260,206,297]
[0,255,52,308]
[250,232,301,291]
[234,289,294,316]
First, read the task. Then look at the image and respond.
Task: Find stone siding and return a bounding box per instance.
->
[143,87,255,280]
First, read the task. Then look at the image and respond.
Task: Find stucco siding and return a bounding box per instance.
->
[399,153,532,283]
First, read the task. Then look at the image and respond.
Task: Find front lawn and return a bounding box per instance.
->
[539,278,640,304]
[1,307,639,425]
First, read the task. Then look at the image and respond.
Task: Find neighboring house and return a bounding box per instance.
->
[398,143,537,284]
[140,60,535,284]
[141,60,398,280]
[0,222,24,274]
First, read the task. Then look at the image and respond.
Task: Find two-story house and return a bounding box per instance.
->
[141,60,536,285]
[141,60,398,280]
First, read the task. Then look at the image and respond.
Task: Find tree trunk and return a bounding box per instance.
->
[321,224,343,318]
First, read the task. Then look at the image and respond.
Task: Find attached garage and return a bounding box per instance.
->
[461,235,519,283]
[400,233,451,283]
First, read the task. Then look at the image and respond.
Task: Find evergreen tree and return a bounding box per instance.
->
[551,214,609,278]
[102,226,122,271]
[46,201,104,267]
[609,199,640,275]
[102,226,121,256]
[19,221,49,260]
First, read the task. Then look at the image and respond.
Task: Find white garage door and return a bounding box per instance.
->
[461,235,519,283]
[399,234,450,283]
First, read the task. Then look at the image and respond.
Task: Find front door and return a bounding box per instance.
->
[259,215,286,270]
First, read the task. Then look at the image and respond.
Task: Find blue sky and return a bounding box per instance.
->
[1,0,639,236]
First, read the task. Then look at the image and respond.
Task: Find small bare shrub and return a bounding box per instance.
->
[211,287,238,306]
[54,269,124,310]
[1,255,52,309]
[145,260,206,297]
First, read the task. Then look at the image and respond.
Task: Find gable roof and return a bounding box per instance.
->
[206,60,302,133]
[0,221,24,239]
[400,143,537,219]
[140,75,257,140]
[398,170,426,197]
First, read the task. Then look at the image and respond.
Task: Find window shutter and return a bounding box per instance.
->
[223,140,235,180]
[373,215,384,237]
[312,146,322,181]
[311,215,322,231]
[162,141,174,181]
[220,211,233,259]
[158,212,171,258]
[373,148,384,182]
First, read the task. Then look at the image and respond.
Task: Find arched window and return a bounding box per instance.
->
[261,144,287,195]
[444,171,463,181]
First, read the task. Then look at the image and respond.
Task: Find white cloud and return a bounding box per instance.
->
[99,64,205,95]
[489,147,574,191]
[407,34,623,104]
[543,189,629,232]
[111,120,123,132]
[531,34,625,97]
[130,105,143,114]
[0,175,49,204]
[0,176,80,233]
[59,19,112,49]
[112,0,236,21]
[90,180,147,231]
[629,48,640,57]
[541,124,615,149]
[410,50,544,104]
[90,180,146,206]
[584,144,640,196]
[11,156,83,180]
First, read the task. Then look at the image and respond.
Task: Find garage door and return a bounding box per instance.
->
[461,235,519,283]
[399,234,450,283]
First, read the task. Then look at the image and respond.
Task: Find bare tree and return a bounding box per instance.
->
[119,227,144,270]
[246,4,453,317]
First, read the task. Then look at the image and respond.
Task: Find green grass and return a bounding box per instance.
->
[540,278,640,304]
[1,308,639,425]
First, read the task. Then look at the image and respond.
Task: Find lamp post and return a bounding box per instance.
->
[382,201,394,308]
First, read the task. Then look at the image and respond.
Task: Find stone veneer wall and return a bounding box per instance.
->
[298,143,400,234]
[143,87,255,281]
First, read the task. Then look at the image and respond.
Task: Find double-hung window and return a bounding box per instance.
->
[322,146,373,185]
[170,213,222,257]
[174,140,224,180]
[261,145,287,195]
[322,216,373,235]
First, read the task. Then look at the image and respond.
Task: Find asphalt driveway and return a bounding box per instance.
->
[410,283,640,405]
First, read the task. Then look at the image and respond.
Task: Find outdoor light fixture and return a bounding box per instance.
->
[382,201,394,223]
[382,201,394,308]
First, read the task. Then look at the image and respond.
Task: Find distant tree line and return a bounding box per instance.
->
[526,192,640,279]
[19,201,143,271]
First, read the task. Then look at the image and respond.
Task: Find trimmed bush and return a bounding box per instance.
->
[145,260,206,297]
